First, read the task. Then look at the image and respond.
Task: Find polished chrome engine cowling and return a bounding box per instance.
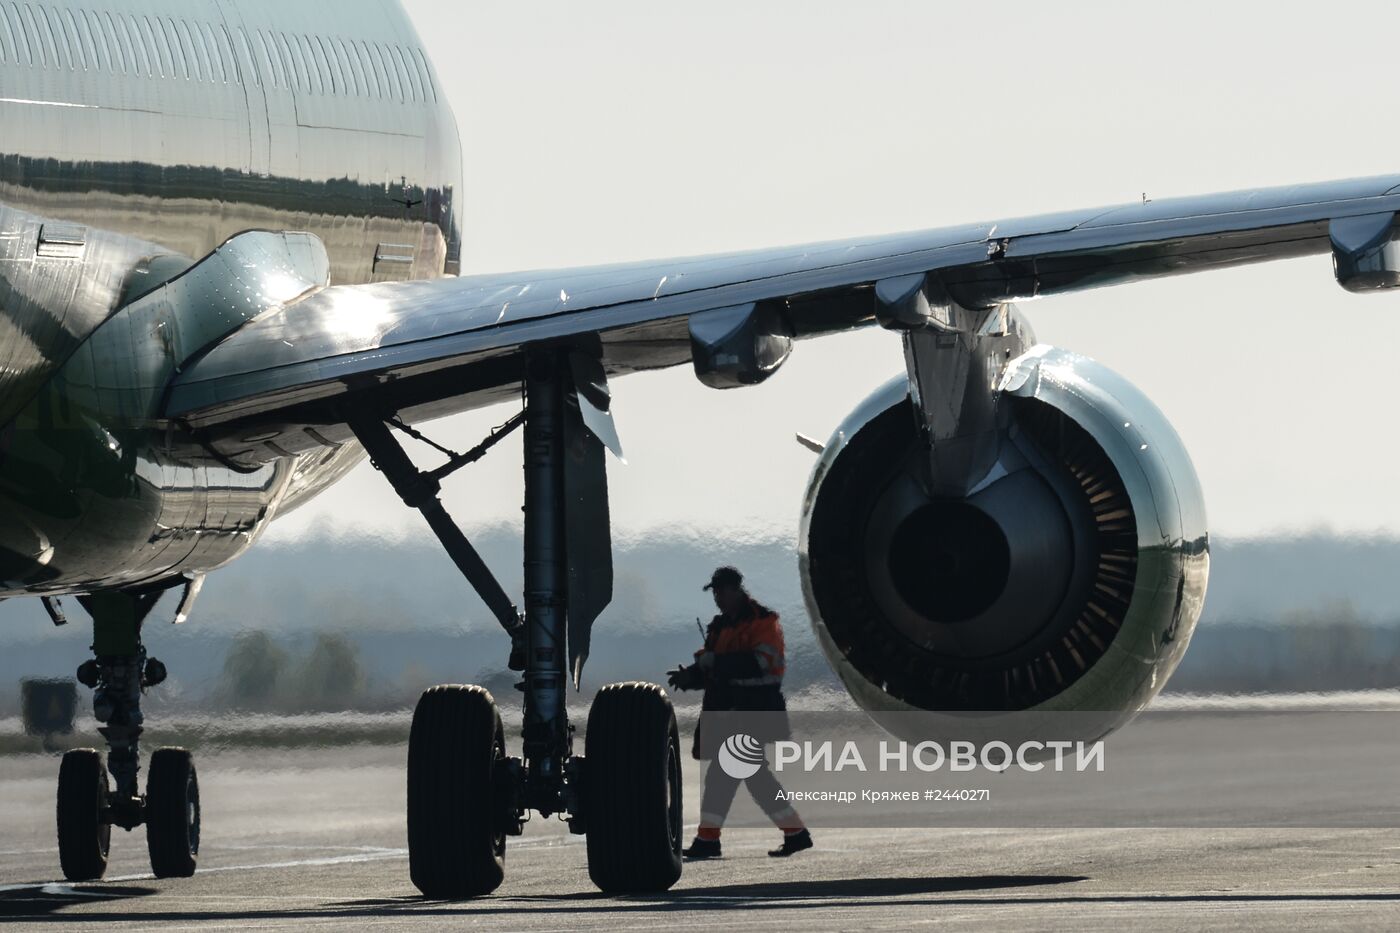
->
[800,345,1208,721]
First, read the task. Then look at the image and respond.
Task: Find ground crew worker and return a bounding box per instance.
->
[667,566,813,859]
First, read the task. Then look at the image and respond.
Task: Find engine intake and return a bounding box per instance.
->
[800,345,1208,719]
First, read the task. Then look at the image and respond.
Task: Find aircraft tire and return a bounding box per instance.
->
[584,682,683,893]
[57,748,111,881]
[146,747,200,878]
[407,685,506,898]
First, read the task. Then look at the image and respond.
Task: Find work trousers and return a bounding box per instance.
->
[697,760,803,832]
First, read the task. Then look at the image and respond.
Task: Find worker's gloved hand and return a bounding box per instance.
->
[667,664,705,691]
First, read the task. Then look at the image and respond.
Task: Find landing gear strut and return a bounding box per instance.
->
[56,586,200,881]
[518,349,570,812]
[351,346,682,898]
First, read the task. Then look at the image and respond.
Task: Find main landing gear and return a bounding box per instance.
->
[51,586,201,881]
[350,347,682,898]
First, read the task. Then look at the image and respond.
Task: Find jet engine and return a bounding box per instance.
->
[799,345,1208,728]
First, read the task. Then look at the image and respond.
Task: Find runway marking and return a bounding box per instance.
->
[0,849,413,891]
[109,847,411,881]
[0,881,124,895]
[212,844,407,853]
[1,835,586,891]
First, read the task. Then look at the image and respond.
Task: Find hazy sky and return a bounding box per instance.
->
[270,0,1400,545]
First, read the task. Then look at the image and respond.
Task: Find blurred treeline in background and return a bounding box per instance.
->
[4,530,1400,715]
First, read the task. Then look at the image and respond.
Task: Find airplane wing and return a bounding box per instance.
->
[166,173,1400,450]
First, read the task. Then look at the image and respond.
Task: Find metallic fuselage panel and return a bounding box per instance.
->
[0,0,461,593]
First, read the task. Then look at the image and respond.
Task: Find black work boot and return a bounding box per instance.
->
[768,829,813,857]
[682,836,722,860]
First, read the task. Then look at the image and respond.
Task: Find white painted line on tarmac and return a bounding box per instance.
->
[1,835,585,891]
[0,882,117,896]
[109,848,411,881]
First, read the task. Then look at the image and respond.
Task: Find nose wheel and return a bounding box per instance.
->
[56,749,111,881]
[56,745,199,881]
[146,747,200,878]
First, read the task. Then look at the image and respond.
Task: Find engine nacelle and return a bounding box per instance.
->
[799,345,1208,734]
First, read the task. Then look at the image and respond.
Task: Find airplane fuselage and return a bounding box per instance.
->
[0,0,463,594]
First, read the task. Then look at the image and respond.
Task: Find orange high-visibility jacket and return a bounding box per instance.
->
[700,598,786,687]
[692,598,791,759]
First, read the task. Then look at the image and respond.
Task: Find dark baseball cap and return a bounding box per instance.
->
[703,566,743,591]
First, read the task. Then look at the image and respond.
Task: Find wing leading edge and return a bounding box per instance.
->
[166,174,1400,440]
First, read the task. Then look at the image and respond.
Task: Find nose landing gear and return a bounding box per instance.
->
[55,587,201,881]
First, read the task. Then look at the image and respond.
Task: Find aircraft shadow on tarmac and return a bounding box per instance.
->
[6,875,1400,922]
[0,885,158,918]
[631,874,1090,902]
[336,874,1092,910]
[0,875,1083,921]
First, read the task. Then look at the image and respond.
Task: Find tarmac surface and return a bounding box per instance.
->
[1,744,1398,930]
